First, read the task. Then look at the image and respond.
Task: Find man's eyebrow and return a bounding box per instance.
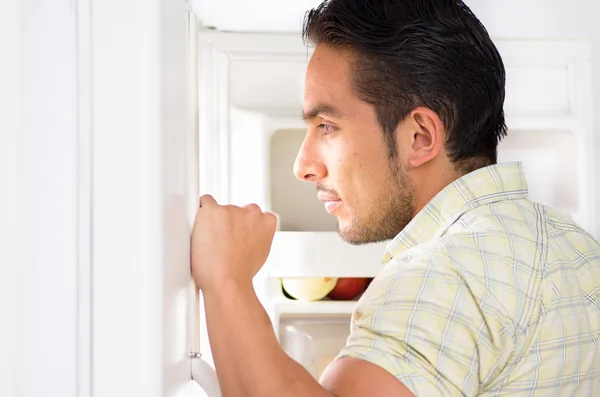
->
[302,105,342,122]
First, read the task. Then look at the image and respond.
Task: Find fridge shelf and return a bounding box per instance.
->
[264,231,388,278]
[268,297,357,317]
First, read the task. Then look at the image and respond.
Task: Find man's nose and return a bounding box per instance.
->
[293,133,326,183]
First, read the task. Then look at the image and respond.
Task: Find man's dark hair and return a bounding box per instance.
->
[302,0,507,173]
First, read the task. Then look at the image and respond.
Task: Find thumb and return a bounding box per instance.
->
[199,194,218,208]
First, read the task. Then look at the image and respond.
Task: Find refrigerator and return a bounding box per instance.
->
[83,3,597,397]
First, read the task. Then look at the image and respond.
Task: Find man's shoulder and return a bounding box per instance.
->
[368,233,515,326]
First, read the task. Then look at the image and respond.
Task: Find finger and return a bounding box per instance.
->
[263,212,278,231]
[243,203,261,214]
[199,194,218,208]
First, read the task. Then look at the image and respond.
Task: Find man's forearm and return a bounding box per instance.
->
[203,280,336,397]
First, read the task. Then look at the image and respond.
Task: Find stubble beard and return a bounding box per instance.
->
[337,162,415,245]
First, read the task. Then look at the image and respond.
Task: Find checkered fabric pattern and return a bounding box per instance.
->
[337,162,600,396]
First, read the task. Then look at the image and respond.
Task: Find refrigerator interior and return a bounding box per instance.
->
[196,32,597,377]
[279,314,351,380]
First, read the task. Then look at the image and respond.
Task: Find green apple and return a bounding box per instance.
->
[281,277,339,301]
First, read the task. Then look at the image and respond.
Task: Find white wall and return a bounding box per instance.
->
[0,0,21,396]
[192,0,600,237]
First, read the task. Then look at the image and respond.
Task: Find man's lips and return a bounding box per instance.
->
[317,192,341,202]
[317,192,342,214]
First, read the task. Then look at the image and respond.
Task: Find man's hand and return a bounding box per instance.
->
[190,194,277,293]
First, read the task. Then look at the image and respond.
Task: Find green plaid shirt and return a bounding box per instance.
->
[338,162,600,396]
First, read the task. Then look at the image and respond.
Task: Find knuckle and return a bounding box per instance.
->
[245,203,261,213]
[223,204,239,213]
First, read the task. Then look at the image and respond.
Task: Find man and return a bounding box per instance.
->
[191,0,600,396]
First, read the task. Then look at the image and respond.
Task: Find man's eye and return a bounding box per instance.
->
[318,124,336,135]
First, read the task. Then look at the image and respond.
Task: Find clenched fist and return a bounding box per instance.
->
[191,194,277,293]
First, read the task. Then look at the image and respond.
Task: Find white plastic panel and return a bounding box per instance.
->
[500,117,595,234]
[230,59,306,114]
[228,107,273,208]
[497,40,591,120]
[498,129,578,211]
[504,65,571,116]
[279,315,351,380]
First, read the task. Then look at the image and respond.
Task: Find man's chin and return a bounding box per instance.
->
[337,231,378,246]
[336,218,395,246]
[336,222,373,246]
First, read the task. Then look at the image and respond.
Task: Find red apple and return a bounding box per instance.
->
[327,277,370,300]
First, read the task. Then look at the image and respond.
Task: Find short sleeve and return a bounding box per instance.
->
[337,251,513,397]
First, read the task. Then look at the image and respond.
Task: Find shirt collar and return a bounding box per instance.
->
[381,161,529,264]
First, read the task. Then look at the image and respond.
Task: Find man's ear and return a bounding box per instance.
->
[404,107,445,168]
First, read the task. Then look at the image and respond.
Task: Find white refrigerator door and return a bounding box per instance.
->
[91,1,219,396]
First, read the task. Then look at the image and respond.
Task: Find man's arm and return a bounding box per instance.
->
[203,280,414,397]
[192,196,414,397]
